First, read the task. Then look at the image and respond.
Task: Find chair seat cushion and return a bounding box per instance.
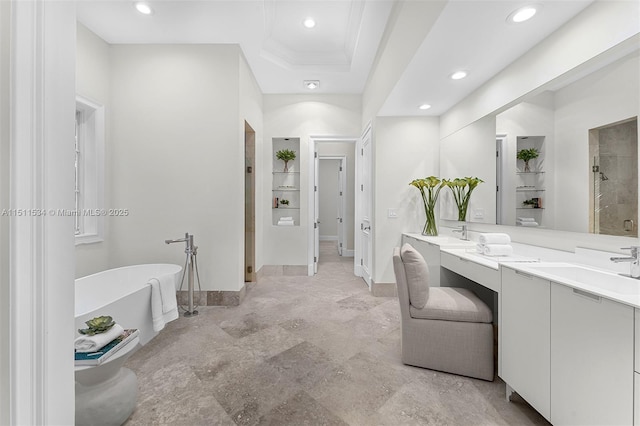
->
[409,287,492,323]
[400,243,429,309]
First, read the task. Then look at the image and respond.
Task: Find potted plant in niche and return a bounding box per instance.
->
[409,176,444,236]
[276,149,296,172]
[517,148,539,172]
[442,177,484,221]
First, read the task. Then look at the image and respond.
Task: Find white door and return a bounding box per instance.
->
[314,151,320,273]
[358,126,372,287]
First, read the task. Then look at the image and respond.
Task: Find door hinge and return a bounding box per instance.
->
[497,185,499,192]
[247,266,253,273]
[315,185,317,192]
[361,148,364,156]
[314,256,317,263]
[315,152,318,158]
[339,242,343,247]
[339,218,343,223]
[360,258,363,265]
[361,223,363,230]
[314,222,317,229]
[340,191,343,196]
[339,166,342,171]
[496,150,499,158]
[360,184,363,191]
[247,166,252,173]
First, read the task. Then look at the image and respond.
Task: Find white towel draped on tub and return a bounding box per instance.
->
[149,274,179,332]
[74,323,124,353]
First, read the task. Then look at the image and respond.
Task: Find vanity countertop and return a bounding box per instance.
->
[441,247,539,270]
[403,233,477,248]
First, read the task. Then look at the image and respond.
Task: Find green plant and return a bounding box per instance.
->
[523,198,537,206]
[78,315,115,335]
[279,199,290,206]
[517,148,539,162]
[276,149,296,172]
[409,176,444,236]
[442,177,484,221]
[275,149,296,162]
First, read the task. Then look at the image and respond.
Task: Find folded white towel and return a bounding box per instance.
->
[478,233,511,245]
[517,217,536,222]
[279,216,293,221]
[278,221,294,226]
[149,274,179,332]
[483,244,514,256]
[517,221,539,227]
[74,323,124,353]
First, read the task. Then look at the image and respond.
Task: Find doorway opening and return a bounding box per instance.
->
[318,156,347,256]
[308,137,357,275]
[244,121,256,282]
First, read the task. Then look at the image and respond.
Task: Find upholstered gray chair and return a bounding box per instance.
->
[392,244,494,381]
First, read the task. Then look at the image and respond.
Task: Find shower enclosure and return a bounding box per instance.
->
[589,117,638,237]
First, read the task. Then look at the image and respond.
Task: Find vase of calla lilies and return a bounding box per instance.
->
[442,177,484,221]
[409,176,444,236]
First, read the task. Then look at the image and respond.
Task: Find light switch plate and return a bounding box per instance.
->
[388,208,398,218]
[473,208,484,219]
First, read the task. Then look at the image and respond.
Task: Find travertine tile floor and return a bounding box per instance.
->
[124,241,549,425]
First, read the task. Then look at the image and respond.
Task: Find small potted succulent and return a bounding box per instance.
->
[276,149,296,172]
[78,315,115,335]
[517,148,539,172]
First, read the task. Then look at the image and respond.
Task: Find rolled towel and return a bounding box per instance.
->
[478,233,511,245]
[278,221,294,226]
[75,323,124,353]
[517,217,536,222]
[517,221,539,227]
[476,244,487,254]
[279,216,293,221]
[484,244,514,256]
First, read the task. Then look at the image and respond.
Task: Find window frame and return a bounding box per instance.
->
[75,94,105,245]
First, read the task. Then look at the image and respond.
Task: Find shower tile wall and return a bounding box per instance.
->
[593,119,638,237]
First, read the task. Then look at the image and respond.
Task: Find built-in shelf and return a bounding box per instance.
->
[273,207,299,210]
[516,188,545,192]
[273,188,300,192]
[517,171,545,175]
[517,207,545,210]
[272,171,300,174]
[273,137,301,226]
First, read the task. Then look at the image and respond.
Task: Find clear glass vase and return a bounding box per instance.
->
[422,208,438,236]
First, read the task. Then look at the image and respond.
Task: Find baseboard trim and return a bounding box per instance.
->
[371,280,398,297]
[258,265,309,276]
[342,249,355,257]
[177,283,247,307]
[320,236,338,241]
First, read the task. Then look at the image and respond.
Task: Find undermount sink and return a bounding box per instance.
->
[527,265,639,295]
[420,236,476,247]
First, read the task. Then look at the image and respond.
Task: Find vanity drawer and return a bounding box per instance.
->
[636,308,640,373]
[440,251,500,292]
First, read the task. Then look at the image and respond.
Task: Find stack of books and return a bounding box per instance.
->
[74,329,139,366]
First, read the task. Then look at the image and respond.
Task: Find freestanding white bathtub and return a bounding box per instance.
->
[75,264,182,346]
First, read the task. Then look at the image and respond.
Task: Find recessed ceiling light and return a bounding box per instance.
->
[418,104,431,110]
[304,80,320,90]
[303,18,316,29]
[134,2,153,15]
[450,71,467,80]
[508,5,538,23]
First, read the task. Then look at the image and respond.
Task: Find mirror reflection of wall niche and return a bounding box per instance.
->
[589,118,638,237]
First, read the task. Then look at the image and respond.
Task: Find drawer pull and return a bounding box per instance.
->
[573,288,601,302]
[458,257,470,263]
[515,270,533,279]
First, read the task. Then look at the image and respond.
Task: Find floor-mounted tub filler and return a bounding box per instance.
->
[74,263,182,425]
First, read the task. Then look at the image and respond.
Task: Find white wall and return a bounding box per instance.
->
[0,0,10,421]
[109,44,245,292]
[440,0,640,138]
[553,52,639,233]
[440,115,497,225]
[319,159,340,238]
[262,94,361,266]
[317,142,356,250]
[75,23,111,278]
[373,116,440,284]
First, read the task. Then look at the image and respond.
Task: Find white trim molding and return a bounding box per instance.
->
[9,1,76,424]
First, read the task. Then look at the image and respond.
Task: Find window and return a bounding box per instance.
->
[75,95,105,244]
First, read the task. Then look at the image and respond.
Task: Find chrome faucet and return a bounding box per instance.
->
[610,246,640,279]
[453,224,468,241]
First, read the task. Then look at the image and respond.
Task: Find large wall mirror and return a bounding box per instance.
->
[442,43,639,238]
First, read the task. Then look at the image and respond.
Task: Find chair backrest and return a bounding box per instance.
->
[392,247,412,322]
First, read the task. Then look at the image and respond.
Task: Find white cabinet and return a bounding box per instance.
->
[501,267,550,421]
[440,252,500,293]
[551,283,633,426]
[401,235,441,286]
[635,373,640,426]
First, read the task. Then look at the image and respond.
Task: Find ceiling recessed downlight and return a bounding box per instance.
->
[304,80,320,90]
[508,5,537,23]
[134,2,153,15]
[450,71,467,80]
[418,104,431,110]
[303,18,316,29]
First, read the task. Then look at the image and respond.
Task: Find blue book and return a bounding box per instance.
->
[74,329,139,366]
